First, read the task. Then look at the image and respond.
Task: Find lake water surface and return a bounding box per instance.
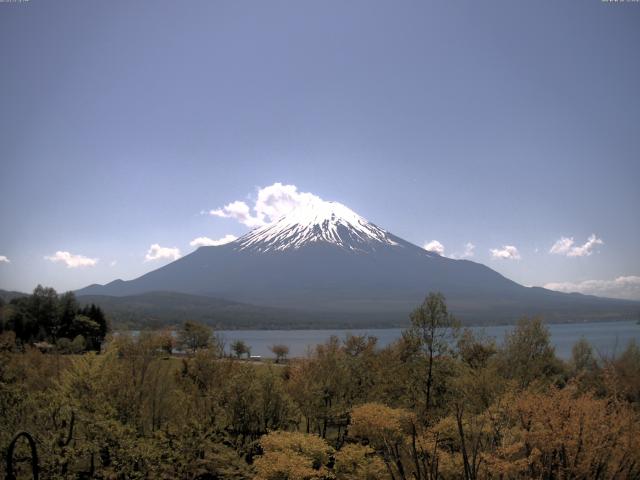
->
[217,320,640,359]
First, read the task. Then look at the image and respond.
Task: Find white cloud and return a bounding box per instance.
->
[423,240,445,255]
[209,182,322,228]
[451,242,475,259]
[254,183,320,223]
[550,236,574,255]
[549,234,603,257]
[45,251,98,268]
[568,234,603,257]
[490,245,521,260]
[0,255,9,263]
[544,276,640,300]
[210,201,263,228]
[110,260,117,267]
[145,244,181,262]
[423,241,475,259]
[190,234,237,247]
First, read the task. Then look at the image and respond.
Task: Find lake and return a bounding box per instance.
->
[216,320,640,359]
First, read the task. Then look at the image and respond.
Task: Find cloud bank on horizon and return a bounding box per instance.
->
[544,276,640,301]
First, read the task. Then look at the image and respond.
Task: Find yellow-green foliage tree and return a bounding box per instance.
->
[602,339,640,404]
[483,386,640,478]
[253,431,333,480]
[252,430,389,480]
[349,402,418,479]
[286,336,354,438]
[333,443,389,480]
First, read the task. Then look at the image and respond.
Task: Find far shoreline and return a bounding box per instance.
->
[119,316,639,333]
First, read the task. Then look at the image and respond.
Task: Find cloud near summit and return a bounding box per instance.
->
[145,244,181,262]
[423,240,445,255]
[423,241,475,259]
[190,234,237,247]
[209,183,322,228]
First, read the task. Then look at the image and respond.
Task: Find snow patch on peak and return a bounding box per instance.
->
[233,199,399,253]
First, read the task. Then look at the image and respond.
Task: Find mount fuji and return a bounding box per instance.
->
[77,200,639,327]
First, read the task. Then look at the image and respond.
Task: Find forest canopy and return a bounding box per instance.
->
[1,293,639,479]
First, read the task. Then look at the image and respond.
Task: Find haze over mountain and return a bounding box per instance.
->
[77,199,639,327]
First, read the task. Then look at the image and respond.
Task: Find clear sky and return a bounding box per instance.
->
[1,0,639,299]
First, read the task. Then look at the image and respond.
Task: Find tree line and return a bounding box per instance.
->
[0,285,108,352]
[1,292,639,479]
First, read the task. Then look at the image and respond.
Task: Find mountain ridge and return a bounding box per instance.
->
[76,201,640,326]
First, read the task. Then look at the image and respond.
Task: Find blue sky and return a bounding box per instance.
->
[0,0,639,299]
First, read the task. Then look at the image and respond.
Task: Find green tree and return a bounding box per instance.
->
[71,315,101,340]
[231,339,250,358]
[70,334,86,353]
[177,320,211,353]
[81,303,109,346]
[3,303,37,344]
[270,344,289,363]
[456,328,497,370]
[571,337,597,373]
[405,292,459,414]
[57,291,78,340]
[28,285,59,337]
[498,316,563,388]
[1,288,109,349]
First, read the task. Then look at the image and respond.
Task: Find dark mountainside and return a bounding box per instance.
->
[0,289,29,303]
[76,201,639,328]
[74,291,398,330]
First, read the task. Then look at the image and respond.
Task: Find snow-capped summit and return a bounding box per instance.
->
[76,196,640,326]
[233,198,400,253]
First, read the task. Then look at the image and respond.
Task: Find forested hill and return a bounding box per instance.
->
[0,289,28,303]
[74,291,411,330]
[4,287,639,330]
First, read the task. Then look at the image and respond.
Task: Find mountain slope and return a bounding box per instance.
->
[0,289,29,303]
[75,291,367,330]
[77,201,639,325]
